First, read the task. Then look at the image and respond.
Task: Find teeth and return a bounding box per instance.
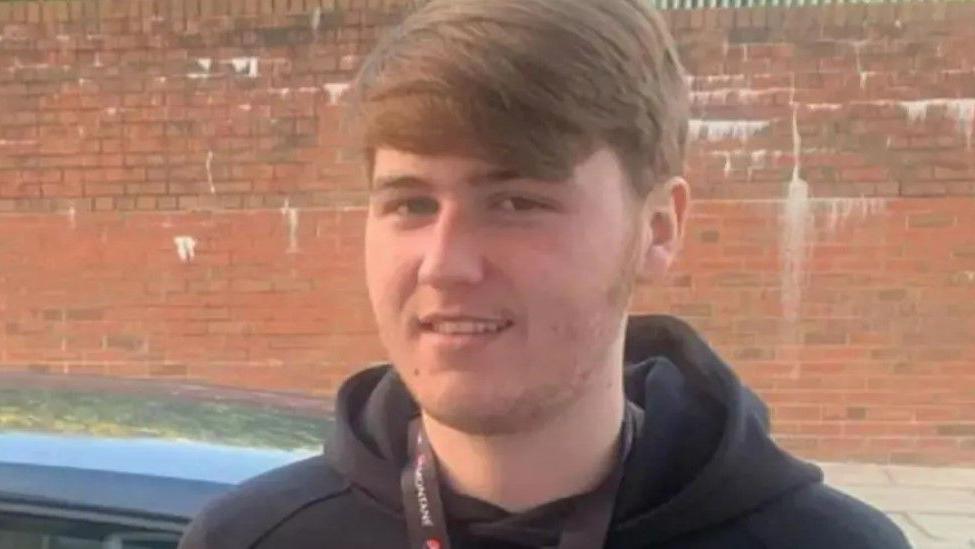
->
[428,320,508,335]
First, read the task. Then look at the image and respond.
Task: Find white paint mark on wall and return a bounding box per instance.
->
[747,149,786,169]
[781,104,810,324]
[687,74,748,88]
[851,40,868,90]
[860,71,878,90]
[230,57,259,78]
[94,53,102,67]
[901,100,935,123]
[691,89,735,106]
[173,236,197,263]
[712,152,733,178]
[690,87,791,106]
[827,199,855,235]
[196,58,212,72]
[311,7,322,31]
[750,150,768,167]
[821,197,886,235]
[67,203,76,229]
[281,199,299,253]
[238,104,252,111]
[205,150,215,194]
[324,82,350,105]
[806,103,843,111]
[688,120,770,142]
[898,99,975,149]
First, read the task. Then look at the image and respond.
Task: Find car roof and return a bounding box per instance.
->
[0,372,332,520]
[0,432,319,484]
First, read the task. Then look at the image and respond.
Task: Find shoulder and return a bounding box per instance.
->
[744,482,911,549]
[178,454,350,549]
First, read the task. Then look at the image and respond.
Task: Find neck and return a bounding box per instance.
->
[421,362,626,513]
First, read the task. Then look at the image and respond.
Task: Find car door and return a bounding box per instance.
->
[0,499,185,549]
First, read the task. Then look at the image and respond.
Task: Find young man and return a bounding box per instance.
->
[179,0,910,547]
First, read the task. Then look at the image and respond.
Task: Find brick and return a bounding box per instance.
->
[64,309,105,321]
[149,363,189,377]
[136,196,157,210]
[158,196,179,209]
[908,212,956,228]
[938,424,975,437]
[126,182,168,195]
[902,182,949,198]
[93,197,115,210]
[84,183,126,196]
[116,197,137,210]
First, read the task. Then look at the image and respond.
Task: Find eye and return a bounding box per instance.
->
[495,196,549,212]
[387,197,439,217]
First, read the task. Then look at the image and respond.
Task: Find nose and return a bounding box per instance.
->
[417,207,485,288]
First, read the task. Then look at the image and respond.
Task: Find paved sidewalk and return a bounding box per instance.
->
[820,462,975,549]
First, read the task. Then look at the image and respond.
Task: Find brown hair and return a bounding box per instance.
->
[350,0,689,196]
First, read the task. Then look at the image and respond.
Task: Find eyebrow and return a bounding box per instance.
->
[371,168,548,192]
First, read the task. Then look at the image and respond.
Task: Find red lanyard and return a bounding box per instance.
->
[401,421,453,549]
[400,407,638,549]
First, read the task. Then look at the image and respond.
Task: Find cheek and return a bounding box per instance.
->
[364,229,411,320]
[526,222,617,291]
[514,223,630,333]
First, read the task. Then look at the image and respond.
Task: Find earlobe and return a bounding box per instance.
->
[635,177,690,284]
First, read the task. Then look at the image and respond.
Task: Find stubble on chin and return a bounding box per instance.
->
[417,376,582,436]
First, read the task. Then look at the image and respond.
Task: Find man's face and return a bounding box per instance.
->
[364,146,643,435]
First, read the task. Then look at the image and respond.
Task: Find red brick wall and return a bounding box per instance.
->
[0,0,972,464]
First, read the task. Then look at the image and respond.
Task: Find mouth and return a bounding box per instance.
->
[416,315,514,337]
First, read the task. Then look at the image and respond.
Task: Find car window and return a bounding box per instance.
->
[0,512,180,549]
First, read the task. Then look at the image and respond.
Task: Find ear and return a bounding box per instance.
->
[635,177,690,284]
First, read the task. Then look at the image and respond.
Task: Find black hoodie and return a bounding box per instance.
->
[179,315,910,549]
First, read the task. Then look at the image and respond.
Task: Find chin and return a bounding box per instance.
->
[412,373,575,436]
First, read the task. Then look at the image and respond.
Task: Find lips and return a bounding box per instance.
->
[417,314,514,336]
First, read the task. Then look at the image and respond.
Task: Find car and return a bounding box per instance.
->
[0,372,333,549]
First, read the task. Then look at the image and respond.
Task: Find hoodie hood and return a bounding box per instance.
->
[325,315,822,547]
[610,315,822,546]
